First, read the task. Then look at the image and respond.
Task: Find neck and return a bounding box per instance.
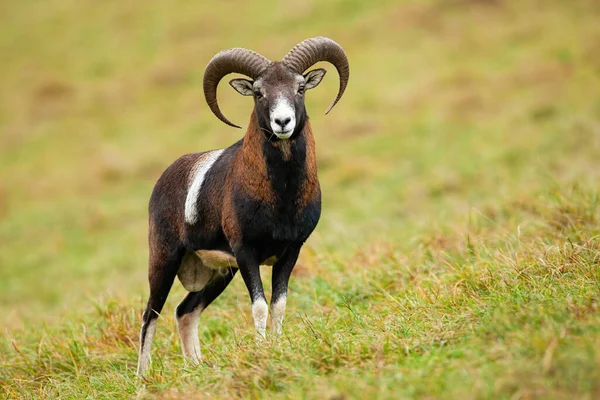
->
[238,112,318,207]
[242,111,313,164]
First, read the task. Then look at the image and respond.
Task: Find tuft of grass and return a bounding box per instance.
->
[2,0,600,398]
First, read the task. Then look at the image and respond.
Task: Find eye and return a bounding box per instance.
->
[297,85,305,95]
[254,90,263,99]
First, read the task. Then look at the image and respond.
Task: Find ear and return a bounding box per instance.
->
[229,78,254,96]
[304,68,327,90]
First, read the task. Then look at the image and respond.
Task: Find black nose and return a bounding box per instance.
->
[274,117,291,128]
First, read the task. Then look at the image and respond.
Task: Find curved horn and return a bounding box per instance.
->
[281,36,349,114]
[203,48,271,128]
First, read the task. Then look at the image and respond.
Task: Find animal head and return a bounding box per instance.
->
[203,37,350,140]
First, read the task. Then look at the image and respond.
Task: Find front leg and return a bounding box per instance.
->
[235,245,268,339]
[271,243,302,335]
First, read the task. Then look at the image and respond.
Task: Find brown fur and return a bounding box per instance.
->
[239,113,275,205]
[221,183,241,246]
[272,139,292,161]
[220,113,320,248]
[298,122,319,208]
[222,113,273,246]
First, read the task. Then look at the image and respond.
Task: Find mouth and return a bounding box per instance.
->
[273,130,293,140]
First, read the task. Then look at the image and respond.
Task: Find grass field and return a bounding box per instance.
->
[1,0,600,398]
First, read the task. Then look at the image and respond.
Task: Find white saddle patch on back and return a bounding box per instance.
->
[185,149,224,224]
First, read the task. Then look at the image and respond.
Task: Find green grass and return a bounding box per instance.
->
[1,0,600,398]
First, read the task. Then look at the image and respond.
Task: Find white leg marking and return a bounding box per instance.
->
[271,296,287,335]
[176,306,204,365]
[137,319,157,376]
[185,149,224,224]
[252,298,269,339]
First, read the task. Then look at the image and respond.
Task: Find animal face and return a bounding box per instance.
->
[230,64,326,140]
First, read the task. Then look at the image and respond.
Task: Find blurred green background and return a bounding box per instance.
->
[1,0,600,398]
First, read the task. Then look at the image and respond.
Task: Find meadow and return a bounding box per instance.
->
[1,0,599,398]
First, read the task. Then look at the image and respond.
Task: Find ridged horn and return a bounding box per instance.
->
[203,48,271,128]
[281,36,349,114]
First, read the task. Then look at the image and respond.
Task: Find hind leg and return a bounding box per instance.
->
[137,242,184,377]
[175,267,237,365]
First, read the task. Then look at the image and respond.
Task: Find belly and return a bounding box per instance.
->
[177,250,278,292]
